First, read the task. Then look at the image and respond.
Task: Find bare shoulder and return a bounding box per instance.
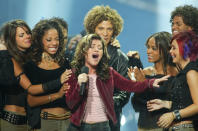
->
[186,70,198,78]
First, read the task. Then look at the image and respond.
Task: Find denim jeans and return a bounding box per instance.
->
[68,121,110,131]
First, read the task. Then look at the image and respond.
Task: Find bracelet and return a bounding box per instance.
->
[48,95,52,102]
[16,72,25,82]
[26,84,32,92]
[173,110,181,121]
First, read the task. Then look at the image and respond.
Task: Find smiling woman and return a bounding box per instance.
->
[0,19,71,131]
[147,31,198,130]
[129,31,177,131]
[24,19,71,131]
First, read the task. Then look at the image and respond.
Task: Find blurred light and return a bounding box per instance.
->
[25,0,73,28]
[121,115,126,126]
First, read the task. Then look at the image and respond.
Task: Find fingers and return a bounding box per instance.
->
[157,115,168,128]
[148,99,160,104]
[61,69,72,83]
[147,104,154,111]
[127,66,135,80]
[111,39,120,48]
[163,75,170,79]
[157,113,173,128]
[62,83,70,93]
[78,73,88,84]
[127,51,140,59]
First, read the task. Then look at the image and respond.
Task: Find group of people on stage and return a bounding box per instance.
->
[0,4,198,131]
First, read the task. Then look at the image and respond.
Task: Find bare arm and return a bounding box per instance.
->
[12,58,71,95]
[28,83,70,107]
[179,70,198,118]
[157,70,198,128]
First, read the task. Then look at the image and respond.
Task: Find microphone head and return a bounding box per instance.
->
[81,66,89,74]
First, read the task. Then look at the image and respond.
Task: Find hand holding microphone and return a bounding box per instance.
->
[78,66,89,95]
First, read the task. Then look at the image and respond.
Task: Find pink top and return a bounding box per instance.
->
[83,74,108,123]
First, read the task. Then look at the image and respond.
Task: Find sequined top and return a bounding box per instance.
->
[170,61,198,121]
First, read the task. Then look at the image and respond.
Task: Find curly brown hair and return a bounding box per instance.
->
[3,19,32,65]
[170,5,198,35]
[84,5,123,40]
[31,19,65,66]
[71,34,110,81]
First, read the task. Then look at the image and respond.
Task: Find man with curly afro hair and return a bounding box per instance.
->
[83,5,143,131]
[171,5,198,36]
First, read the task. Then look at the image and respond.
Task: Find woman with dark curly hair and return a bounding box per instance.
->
[50,17,68,46]
[0,19,70,131]
[65,34,169,131]
[24,19,71,131]
[84,5,143,131]
[147,31,198,130]
[170,5,198,36]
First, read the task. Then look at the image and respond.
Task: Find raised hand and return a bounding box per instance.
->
[153,75,170,87]
[127,66,145,82]
[127,51,140,59]
[110,39,120,48]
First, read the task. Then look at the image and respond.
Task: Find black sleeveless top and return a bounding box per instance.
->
[132,74,174,128]
[0,50,26,108]
[170,61,198,121]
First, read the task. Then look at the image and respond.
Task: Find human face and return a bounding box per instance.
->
[85,39,103,69]
[171,16,192,36]
[170,40,183,64]
[15,27,31,51]
[146,37,161,63]
[95,20,113,44]
[42,29,59,55]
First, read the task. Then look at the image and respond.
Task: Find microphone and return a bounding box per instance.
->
[80,66,89,95]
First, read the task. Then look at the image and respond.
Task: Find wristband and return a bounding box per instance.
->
[16,72,25,82]
[173,110,181,121]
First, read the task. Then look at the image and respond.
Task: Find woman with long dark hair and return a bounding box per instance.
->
[129,32,178,131]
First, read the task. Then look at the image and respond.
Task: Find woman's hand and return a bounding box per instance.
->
[78,73,88,86]
[60,69,72,84]
[157,112,174,128]
[57,83,70,98]
[127,66,145,81]
[127,51,140,59]
[147,99,171,111]
[153,75,170,87]
[111,39,120,48]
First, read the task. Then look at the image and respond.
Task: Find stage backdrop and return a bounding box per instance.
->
[0,0,197,130]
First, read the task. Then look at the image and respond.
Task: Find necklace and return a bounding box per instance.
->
[41,53,55,69]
